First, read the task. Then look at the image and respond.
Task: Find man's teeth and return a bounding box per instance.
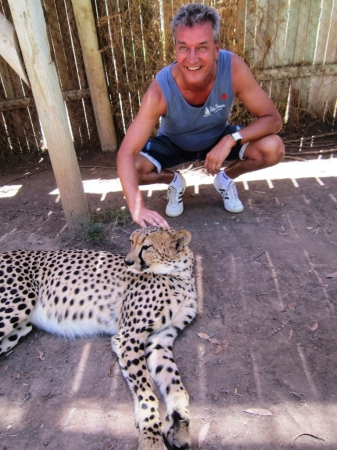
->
[188,67,201,71]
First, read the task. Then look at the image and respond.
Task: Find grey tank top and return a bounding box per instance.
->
[156,49,234,152]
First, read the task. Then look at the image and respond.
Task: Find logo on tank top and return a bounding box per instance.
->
[204,103,226,117]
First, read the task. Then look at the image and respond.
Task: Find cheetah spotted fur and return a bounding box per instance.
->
[0,226,197,449]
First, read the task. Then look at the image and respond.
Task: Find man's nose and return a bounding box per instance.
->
[186,48,198,63]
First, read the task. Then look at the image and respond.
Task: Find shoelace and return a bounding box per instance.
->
[167,186,179,204]
[225,183,238,200]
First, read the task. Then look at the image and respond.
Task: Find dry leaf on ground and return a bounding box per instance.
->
[214,345,223,355]
[208,338,221,345]
[198,422,211,448]
[291,432,325,447]
[310,323,318,331]
[197,332,210,340]
[326,271,337,278]
[244,408,273,416]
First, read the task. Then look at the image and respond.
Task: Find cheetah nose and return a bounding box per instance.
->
[124,258,134,266]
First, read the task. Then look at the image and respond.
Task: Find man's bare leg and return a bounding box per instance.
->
[135,155,187,218]
[225,134,284,179]
[135,154,175,185]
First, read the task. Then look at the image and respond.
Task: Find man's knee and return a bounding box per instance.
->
[246,135,284,166]
[268,134,285,163]
[135,154,157,183]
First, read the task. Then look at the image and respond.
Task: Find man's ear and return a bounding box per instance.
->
[215,42,221,58]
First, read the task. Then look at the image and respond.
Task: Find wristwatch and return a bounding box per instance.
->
[231,131,243,146]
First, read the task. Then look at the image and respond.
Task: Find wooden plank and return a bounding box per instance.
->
[0,12,29,84]
[0,2,44,155]
[272,0,291,68]
[0,57,32,154]
[244,0,258,67]
[288,75,304,124]
[324,0,337,63]
[44,0,82,146]
[307,0,337,118]
[283,0,301,66]
[271,78,291,120]
[307,0,330,115]
[293,0,311,63]
[303,0,321,63]
[71,0,117,152]
[253,0,272,69]
[233,0,247,57]
[258,63,337,80]
[8,0,90,231]
[0,88,91,111]
[64,0,97,147]
[308,74,336,114]
[313,0,331,63]
[323,76,337,119]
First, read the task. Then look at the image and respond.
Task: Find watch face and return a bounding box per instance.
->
[232,132,242,141]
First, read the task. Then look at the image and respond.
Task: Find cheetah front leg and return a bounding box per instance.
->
[111,329,166,450]
[145,328,191,450]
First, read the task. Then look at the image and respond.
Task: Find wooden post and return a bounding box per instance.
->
[71,0,117,152]
[8,0,90,231]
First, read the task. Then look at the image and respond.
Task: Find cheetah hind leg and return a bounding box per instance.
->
[145,329,191,449]
[0,319,33,355]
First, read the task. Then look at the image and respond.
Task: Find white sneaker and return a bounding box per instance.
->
[213,174,244,213]
[165,172,186,217]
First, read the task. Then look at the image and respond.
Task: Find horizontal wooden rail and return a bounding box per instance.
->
[258,63,337,81]
[0,88,91,111]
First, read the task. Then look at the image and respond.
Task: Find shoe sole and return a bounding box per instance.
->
[165,207,184,218]
[224,204,244,213]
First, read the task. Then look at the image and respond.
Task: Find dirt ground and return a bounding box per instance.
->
[0,151,337,450]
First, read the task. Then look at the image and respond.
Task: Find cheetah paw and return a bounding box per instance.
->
[165,412,191,449]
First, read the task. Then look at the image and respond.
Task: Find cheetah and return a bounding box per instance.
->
[0,226,197,449]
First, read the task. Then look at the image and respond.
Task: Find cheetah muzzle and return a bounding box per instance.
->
[0,226,197,450]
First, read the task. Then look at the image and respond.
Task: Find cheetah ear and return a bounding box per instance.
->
[172,230,191,252]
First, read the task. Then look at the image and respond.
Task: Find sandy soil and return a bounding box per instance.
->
[1,151,337,450]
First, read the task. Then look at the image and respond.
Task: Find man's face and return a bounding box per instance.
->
[175,21,220,86]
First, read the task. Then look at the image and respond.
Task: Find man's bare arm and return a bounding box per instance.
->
[231,53,282,140]
[117,81,169,228]
[204,53,282,174]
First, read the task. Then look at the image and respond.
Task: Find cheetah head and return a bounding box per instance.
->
[125,226,192,275]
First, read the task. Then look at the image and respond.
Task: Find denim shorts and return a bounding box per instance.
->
[140,123,248,172]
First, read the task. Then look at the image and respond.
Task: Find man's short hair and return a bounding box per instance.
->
[171,3,221,43]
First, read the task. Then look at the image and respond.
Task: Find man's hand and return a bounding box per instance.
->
[204,135,234,175]
[132,205,169,229]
